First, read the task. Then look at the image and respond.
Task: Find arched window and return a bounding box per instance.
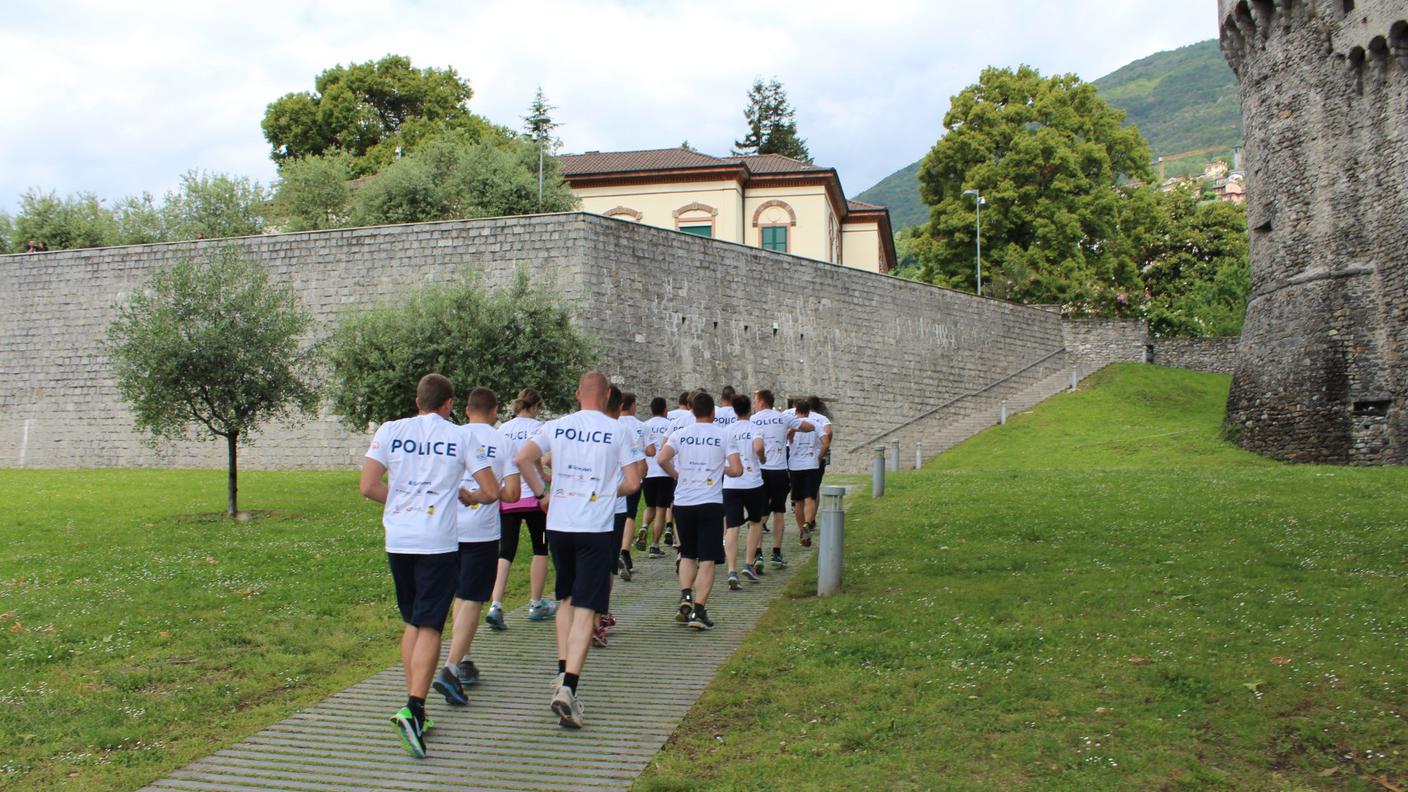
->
[752,200,796,253]
[672,202,718,238]
[603,206,643,221]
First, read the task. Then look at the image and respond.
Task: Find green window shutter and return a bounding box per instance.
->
[761,225,788,251]
[680,225,712,238]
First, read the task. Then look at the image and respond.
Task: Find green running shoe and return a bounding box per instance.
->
[390,706,426,758]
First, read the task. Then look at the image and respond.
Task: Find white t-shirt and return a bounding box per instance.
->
[616,415,647,513]
[787,413,822,471]
[527,410,633,533]
[713,404,737,428]
[643,415,673,478]
[667,408,690,424]
[365,412,486,555]
[665,421,736,506]
[724,418,764,490]
[810,413,834,463]
[751,408,794,472]
[456,422,517,543]
[498,415,542,457]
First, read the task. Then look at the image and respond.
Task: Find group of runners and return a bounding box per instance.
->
[359,371,835,757]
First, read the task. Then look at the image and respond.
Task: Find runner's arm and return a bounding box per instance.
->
[618,459,643,496]
[515,439,547,499]
[459,466,500,506]
[819,425,833,455]
[658,444,679,480]
[359,459,388,504]
[724,452,743,478]
[753,437,766,465]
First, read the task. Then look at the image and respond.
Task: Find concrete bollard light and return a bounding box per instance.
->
[817,485,846,597]
[999,399,1008,425]
[888,441,900,472]
[872,445,886,498]
[915,441,923,471]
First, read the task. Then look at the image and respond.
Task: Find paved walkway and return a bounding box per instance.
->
[142,538,813,791]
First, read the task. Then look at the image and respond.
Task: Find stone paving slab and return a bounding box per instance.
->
[141,537,813,792]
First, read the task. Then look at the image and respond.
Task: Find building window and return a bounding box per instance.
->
[679,225,713,238]
[760,225,788,252]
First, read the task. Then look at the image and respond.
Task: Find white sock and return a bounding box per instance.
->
[491,600,502,609]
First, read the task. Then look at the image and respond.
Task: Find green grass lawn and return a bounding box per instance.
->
[0,468,537,791]
[637,364,1407,791]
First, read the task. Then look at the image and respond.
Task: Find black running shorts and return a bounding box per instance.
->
[610,512,628,575]
[761,468,790,514]
[547,530,616,614]
[723,486,768,528]
[674,502,725,564]
[456,540,497,603]
[789,468,823,502]
[499,509,548,562]
[625,490,642,520]
[387,551,458,631]
[642,476,676,509]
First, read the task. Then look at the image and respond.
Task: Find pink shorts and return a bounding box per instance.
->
[500,495,540,514]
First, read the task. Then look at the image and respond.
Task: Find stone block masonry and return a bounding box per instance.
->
[1153,337,1239,376]
[1219,0,1407,464]
[0,213,1068,472]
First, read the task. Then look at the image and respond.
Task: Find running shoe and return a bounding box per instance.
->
[619,554,632,582]
[456,658,480,686]
[799,525,812,548]
[390,706,426,758]
[551,685,585,729]
[486,603,506,631]
[663,527,674,546]
[432,666,468,706]
[728,573,741,591]
[687,605,714,630]
[550,671,564,694]
[634,527,648,551]
[527,599,550,621]
[771,551,787,569]
[753,552,766,575]
[648,545,665,559]
[676,597,693,623]
[592,621,608,647]
[740,564,759,583]
[603,613,617,628]
[763,525,771,534]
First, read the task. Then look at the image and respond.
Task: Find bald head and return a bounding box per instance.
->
[577,371,610,411]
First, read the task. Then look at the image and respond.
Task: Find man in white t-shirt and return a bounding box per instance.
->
[660,390,700,548]
[431,387,520,708]
[616,391,648,580]
[750,389,813,570]
[360,374,499,758]
[658,392,743,630]
[515,371,642,729]
[712,385,738,428]
[787,399,827,548]
[640,396,675,558]
[724,395,768,587]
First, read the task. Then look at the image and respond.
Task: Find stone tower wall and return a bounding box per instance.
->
[1219,0,1407,463]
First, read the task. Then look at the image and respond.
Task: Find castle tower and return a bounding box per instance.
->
[1219,0,1408,464]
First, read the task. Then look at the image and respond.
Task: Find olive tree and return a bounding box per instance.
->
[106,247,320,516]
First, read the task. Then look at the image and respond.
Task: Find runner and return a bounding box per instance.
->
[359,373,499,758]
[595,385,646,647]
[657,391,743,630]
[750,389,811,571]
[787,399,824,549]
[659,390,692,546]
[723,394,767,589]
[640,396,674,559]
[616,391,648,580]
[806,395,835,493]
[433,387,519,707]
[515,371,642,729]
[488,389,554,630]
[713,385,738,428]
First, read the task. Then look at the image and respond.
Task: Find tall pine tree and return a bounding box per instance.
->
[522,86,561,153]
[733,78,811,162]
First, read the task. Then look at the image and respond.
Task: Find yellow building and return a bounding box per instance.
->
[559,147,897,274]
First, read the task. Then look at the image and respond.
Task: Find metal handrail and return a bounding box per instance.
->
[848,347,1068,453]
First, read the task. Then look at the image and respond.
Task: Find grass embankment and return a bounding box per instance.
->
[0,469,535,790]
[638,364,1407,791]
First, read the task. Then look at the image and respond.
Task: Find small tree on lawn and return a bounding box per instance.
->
[325,269,597,426]
[106,247,320,516]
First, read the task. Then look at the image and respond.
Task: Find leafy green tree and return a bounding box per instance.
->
[1137,186,1250,337]
[325,270,598,427]
[8,189,118,251]
[271,152,353,232]
[161,171,269,241]
[106,247,319,517]
[261,54,503,176]
[0,212,13,252]
[733,78,812,162]
[348,133,576,226]
[913,65,1152,315]
[111,192,169,245]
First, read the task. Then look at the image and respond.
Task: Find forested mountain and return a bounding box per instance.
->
[856,40,1241,231]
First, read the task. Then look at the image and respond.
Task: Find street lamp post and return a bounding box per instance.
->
[962,189,985,296]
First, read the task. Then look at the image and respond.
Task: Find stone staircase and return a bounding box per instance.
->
[843,350,1103,472]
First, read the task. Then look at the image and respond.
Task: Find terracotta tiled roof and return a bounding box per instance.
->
[846,199,885,212]
[559,147,826,177]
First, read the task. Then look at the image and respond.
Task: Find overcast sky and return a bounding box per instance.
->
[0,1,1219,214]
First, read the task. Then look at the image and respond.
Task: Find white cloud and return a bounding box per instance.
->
[0,0,1219,213]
